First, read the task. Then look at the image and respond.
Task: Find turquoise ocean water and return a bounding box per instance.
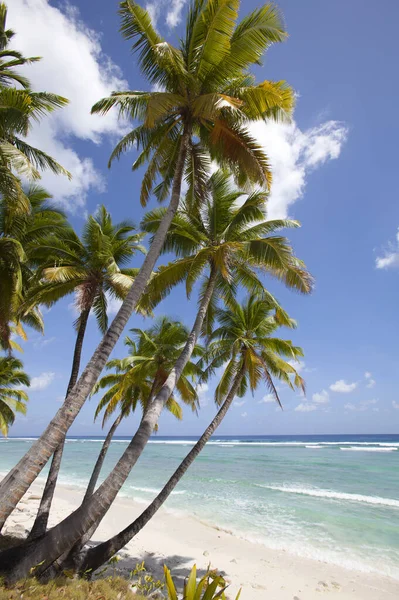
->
[1,434,399,579]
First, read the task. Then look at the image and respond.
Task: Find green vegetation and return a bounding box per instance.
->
[0,0,313,590]
[0,356,29,436]
[164,564,241,600]
[0,577,143,599]
[0,186,68,352]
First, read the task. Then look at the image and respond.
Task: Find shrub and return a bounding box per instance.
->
[164,564,241,600]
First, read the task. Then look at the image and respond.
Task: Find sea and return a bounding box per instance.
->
[1,434,399,580]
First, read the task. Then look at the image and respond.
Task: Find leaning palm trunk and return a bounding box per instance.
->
[65,379,160,563]
[0,264,217,584]
[28,307,91,541]
[83,414,123,503]
[0,127,191,532]
[78,362,246,574]
[46,414,124,571]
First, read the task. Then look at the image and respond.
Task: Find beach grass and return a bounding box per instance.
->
[0,577,144,599]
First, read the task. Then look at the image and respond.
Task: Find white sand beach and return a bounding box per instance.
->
[3,479,398,600]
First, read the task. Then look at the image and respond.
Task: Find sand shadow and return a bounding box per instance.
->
[88,541,226,589]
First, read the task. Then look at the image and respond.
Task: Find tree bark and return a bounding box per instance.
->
[80,361,246,573]
[83,414,123,503]
[28,307,91,541]
[0,237,217,586]
[63,379,160,569]
[0,126,191,532]
[45,413,124,574]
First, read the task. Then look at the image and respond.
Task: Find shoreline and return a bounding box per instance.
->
[3,477,398,599]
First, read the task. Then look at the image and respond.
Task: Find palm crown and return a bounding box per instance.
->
[0,356,29,436]
[92,0,295,206]
[0,186,69,351]
[204,294,305,406]
[28,206,146,334]
[94,317,203,426]
[140,170,313,333]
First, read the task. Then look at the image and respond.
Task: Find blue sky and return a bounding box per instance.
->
[7,0,399,436]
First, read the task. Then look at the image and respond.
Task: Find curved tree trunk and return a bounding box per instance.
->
[28,307,91,541]
[0,263,217,584]
[79,361,246,574]
[46,414,124,572]
[83,414,123,503]
[0,126,191,532]
[64,381,160,567]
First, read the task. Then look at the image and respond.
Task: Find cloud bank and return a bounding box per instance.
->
[251,120,348,219]
[330,380,357,393]
[376,228,399,269]
[9,0,127,210]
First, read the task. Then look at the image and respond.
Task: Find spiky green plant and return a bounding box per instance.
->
[164,564,241,600]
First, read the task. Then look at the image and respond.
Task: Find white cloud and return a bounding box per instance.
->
[32,336,56,348]
[363,399,378,406]
[345,399,379,412]
[312,389,329,404]
[166,0,187,27]
[9,0,127,210]
[364,372,376,388]
[392,401,399,410]
[68,292,124,318]
[107,295,123,315]
[233,400,246,407]
[28,372,55,391]
[145,2,162,28]
[330,379,357,393]
[215,361,230,377]
[258,393,276,404]
[145,0,187,29]
[295,402,317,412]
[288,359,305,373]
[241,412,248,418]
[288,360,315,376]
[250,120,348,219]
[196,383,209,407]
[376,228,399,269]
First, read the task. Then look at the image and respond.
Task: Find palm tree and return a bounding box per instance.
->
[83,317,202,502]
[0,185,69,352]
[0,0,295,534]
[60,318,202,562]
[0,356,29,437]
[0,87,70,206]
[140,169,311,325]
[25,206,146,540]
[117,167,312,449]
[78,294,305,572]
[1,172,313,582]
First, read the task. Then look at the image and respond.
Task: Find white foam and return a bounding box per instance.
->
[130,486,186,496]
[258,485,399,508]
[5,437,399,450]
[340,447,397,452]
